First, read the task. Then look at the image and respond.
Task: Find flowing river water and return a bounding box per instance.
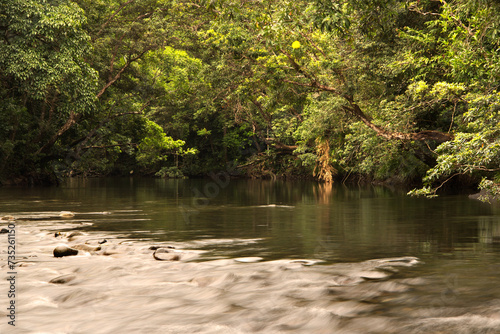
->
[1,177,500,333]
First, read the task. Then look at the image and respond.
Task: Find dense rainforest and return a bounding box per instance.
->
[1,0,500,197]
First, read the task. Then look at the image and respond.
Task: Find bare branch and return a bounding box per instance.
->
[297,30,326,58]
[264,138,298,152]
[281,50,453,144]
[432,172,464,194]
[97,47,152,99]
[438,0,474,37]
[75,105,149,157]
[82,143,138,150]
[37,111,80,154]
[283,79,340,94]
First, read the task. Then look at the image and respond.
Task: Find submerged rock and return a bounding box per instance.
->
[80,238,107,245]
[49,274,77,284]
[67,231,86,241]
[153,248,181,261]
[53,244,79,257]
[59,211,75,218]
[72,244,101,252]
[101,249,121,256]
[149,245,175,250]
[54,231,85,240]
[234,257,263,263]
[0,228,9,234]
[289,259,325,266]
[358,270,391,280]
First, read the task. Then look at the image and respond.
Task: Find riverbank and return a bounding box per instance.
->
[1,210,500,333]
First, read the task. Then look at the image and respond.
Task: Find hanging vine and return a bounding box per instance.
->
[314,138,336,183]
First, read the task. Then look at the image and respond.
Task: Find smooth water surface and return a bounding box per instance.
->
[1,177,499,333]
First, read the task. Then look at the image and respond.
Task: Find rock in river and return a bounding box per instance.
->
[67,231,85,241]
[53,244,79,257]
[153,248,181,261]
[59,211,75,218]
[72,244,101,252]
[49,274,77,284]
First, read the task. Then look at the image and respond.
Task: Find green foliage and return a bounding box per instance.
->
[310,0,351,34]
[410,93,500,196]
[197,128,211,136]
[155,166,185,179]
[336,122,429,182]
[1,0,500,193]
[478,178,500,203]
[0,0,97,183]
[136,120,194,169]
[0,0,97,105]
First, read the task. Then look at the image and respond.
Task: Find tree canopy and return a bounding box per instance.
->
[1,0,499,197]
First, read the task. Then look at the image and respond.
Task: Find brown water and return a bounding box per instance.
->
[1,178,500,333]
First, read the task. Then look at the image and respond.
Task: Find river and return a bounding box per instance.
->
[1,177,499,333]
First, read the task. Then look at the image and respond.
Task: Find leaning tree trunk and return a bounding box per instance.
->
[343,96,453,144]
[282,50,454,144]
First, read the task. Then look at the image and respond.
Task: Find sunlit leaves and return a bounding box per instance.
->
[310,0,351,34]
[136,119,190,167]
[406,81,466,102]
[410,93,500,197]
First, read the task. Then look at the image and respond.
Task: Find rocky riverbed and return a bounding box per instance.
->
[1,212,500,333]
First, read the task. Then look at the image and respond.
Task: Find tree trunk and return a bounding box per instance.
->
[343,97,453,143]
[283,51,454,144]
[264,138,298,152]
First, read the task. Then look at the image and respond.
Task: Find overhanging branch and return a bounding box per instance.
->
[282,51,453,144]
[97,47,152,99]
[264,138,298,152]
